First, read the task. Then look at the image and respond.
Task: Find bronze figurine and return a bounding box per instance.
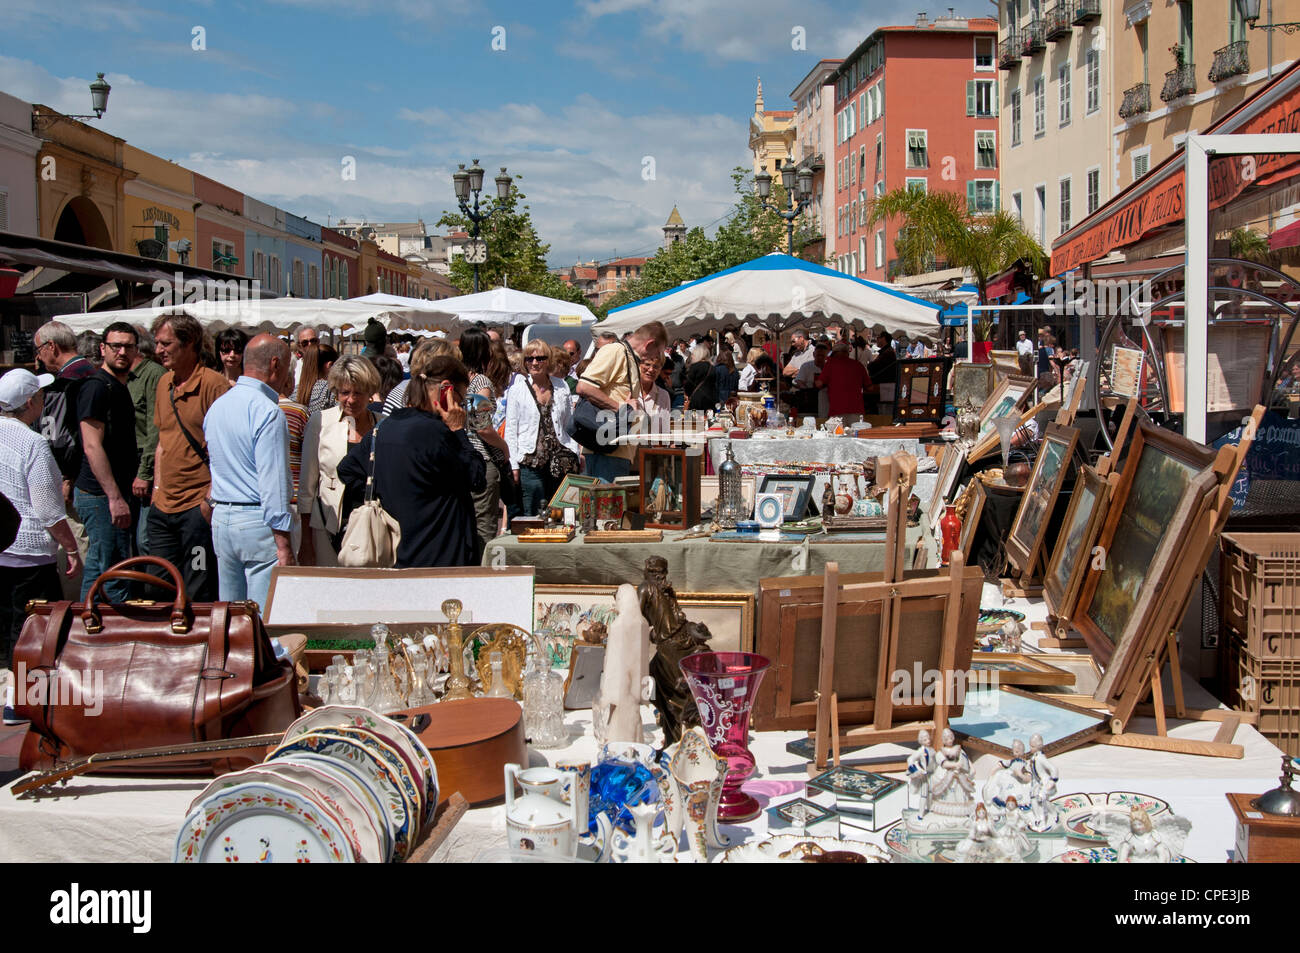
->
[637,556,711,746]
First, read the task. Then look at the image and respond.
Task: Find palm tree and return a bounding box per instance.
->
[1227,226,1271,264]
[867,189,1048,334]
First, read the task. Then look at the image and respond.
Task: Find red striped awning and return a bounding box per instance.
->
[1269,219,1300,251]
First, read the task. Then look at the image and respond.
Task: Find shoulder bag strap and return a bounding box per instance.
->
[365,419,381,503]
[169,381,209,466]
[621,343,640,400]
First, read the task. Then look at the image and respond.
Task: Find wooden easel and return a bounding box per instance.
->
[1054,361,1088,428]
[1093,406,1264,759]
[809,454,973,774]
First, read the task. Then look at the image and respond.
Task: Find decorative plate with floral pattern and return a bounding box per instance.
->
[175,782,353,863]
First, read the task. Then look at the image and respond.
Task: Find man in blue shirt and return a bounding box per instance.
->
[203,334,295,610]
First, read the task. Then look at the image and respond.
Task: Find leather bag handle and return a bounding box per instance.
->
[81,556,193,634]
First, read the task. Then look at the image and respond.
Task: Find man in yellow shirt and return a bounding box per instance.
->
[575,321,668,482]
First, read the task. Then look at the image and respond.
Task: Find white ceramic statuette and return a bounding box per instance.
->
[1107,805,1192,863]
[904,728,975,833]
[592,584,654,748]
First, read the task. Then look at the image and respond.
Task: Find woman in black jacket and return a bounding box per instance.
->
[338,353,485,568]
[683,344,717,411]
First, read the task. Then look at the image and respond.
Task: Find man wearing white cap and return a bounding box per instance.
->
[0,369,83,712]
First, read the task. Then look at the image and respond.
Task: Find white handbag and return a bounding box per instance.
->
[337,420,402,568]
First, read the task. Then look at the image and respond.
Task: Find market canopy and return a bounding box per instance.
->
[53,296,455,336]
[355,287,598,330]
[599,253,941,339]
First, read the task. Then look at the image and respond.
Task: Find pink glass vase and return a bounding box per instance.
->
[679,651,771,823]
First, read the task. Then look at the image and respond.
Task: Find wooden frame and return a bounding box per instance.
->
[894,358,951,423]
[926,446,965,529]
[637,445,702,530]
[1043,465,1110,628]
[958,479,986,563]
[976,374,1035,441]
[1005,423,1081,579]
[952,361,993,410]
[989,349,1022,383]
[1072,422,1219,670]
[1024,653,1105,705]
[758,472,816,521]
[950,685,1106,758]
[968,652,1074,687]
[548,473,598,510]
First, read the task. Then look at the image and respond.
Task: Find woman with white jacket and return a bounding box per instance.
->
[505,340,583,516]
[298,356,381,566]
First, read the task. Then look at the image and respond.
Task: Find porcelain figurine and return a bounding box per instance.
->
[956,802,1027,863]
[593,584,655,748]
[996,795,1033,858]
[983,738,1032,813]
[658,727,730,862]
[639,557,712,746]
[606,801,678,863]
[1107,805,1192,863]
[905,729,938,819]
[930,728,976,818]
[1026,733,1061,831]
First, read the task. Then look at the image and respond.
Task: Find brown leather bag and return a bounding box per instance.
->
[13,555,301,774]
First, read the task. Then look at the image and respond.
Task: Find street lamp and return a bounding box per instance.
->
[755,157,815,254]
[1243,0,1300,34]
[33,72,112,129]
[452,158,512,293]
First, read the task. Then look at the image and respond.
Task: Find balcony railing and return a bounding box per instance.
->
[999,35,1021,69]
[1160,63,1196,103]
[1021,19,1046,56]
[1072,0,1101,25]
[1118,82,1151,119]
[1045,4,1074,40]
[1209,40,1250,83]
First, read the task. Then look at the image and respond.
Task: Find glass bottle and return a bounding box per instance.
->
[484,651,514,699]
[320,664,338,706]
[522,648,567,749]
[717,441,745,529]
[440,599,474,702]
[352,649,374,707]
[367,643,403,714]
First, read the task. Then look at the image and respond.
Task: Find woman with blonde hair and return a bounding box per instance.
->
[299,355,381,566]
[738,346,765,391]
[383,337,455,415]
[505,340,582,515]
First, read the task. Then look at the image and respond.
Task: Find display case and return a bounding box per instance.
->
[637,445,702,530]
[894,358,951,424]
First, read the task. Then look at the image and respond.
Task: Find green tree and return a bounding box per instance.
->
[436,174,585,307]
[867,188,1047,338]
[1228,227,1271,264]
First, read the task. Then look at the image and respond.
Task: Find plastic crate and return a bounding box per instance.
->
[1220,533,1300,661]
[1232,643,1300,757]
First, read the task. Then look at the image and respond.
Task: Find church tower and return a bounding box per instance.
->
[662,206,686,248]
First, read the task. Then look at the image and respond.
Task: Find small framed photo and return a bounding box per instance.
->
[549,474,598,510]
[757,473,816,521]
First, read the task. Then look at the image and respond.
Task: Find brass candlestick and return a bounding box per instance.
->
[440,599,474,702]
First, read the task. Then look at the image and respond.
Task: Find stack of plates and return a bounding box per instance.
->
[174,706,437,863]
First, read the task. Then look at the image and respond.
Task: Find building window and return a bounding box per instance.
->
[851,200,857,233]
[875,181,885,197]
[859,189,867,225]
[875,229,885,268]
[0,189,7,231]
[1012,191,1024,222]
[292,258,305,297]
[850,157,856,186]
[1059,177,1072,234]
[1086,168,1101,215]
[1058,63,1071,127]
[1086,49,1100,114]
[309,264,319,298]
[968,179,999,214]
[906,130,928,168]
[1033,77,1046,137]
[848,102,856,136]
[1133,149,1151,180]
[975,36,995,70]
[906,177,927,193]
[211,240,236,274]
[1010,90,1022,147]
[269,255,281,295]
[1230,0,1248,43]
[875,134,883,174]
[253,250,264,283]
[968,79,997,118]
[340,260,348,296]
[976,131,997,169]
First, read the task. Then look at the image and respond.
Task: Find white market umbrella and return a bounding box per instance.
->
[54,297,454,337]
[391,286,598,328]
[600,252,941,339]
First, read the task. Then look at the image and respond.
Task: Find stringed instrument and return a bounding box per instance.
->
[395,698,525,806]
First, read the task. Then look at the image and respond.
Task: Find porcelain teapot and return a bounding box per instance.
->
[555,759,615,862]
[504,764,583,857]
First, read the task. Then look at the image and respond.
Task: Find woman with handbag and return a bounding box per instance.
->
[460,327,514,560]
[506,340,582,516]
[298,356,381,567]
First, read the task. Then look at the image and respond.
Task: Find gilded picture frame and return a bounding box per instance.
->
[1005,423,1081,578]
[976,374,1035,442]
[548,473,599,511]
[1042,464,1110,625]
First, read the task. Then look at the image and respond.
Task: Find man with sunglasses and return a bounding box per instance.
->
[74,322,140,601]
[292,325,319,390]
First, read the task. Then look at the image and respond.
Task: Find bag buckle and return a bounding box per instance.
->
[200,668,236,680]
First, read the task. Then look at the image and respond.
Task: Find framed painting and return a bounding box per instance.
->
[989,350,1022,384]
[977,375,1035,442]
[953,361,993,410]
[1043,465,1110,624]
[968,653,1075,687]
[758,473,816,520]
[1005,423,1081,578]
[948,685,1107,758]
[700,474,756,519]
[638,446,702,529]
[958,479,986,563]
[894,358,951,423]
[549,473,598,510]
[1072,422,1219,671]
[926,445,966,531]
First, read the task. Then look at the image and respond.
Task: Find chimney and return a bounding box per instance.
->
[916,12,928,26]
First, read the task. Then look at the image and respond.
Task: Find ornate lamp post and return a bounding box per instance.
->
[452,159,512,293]
[754,157,815,254]
[33,73,111,130]
[1243,0,1300,34]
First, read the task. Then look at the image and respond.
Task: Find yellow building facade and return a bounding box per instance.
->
[122,145,197,263]
[33,106,133,252]
[749,78,796,178]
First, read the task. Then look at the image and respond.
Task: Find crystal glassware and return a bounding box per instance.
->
[367,644,404,714]
[716,441,745,529]
[679,651,771,823]
[352,649,374,706]
[522,650,567,749]
[484,651,514,699]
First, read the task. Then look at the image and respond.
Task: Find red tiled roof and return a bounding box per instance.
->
[765,110,794,118]
[574,267,597,280]
[608,257,647,266]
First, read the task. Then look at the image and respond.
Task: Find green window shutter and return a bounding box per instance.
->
[994,181,1001,212]
[993,84,999,117]
[967,81,976,117]
[967,181,976,210]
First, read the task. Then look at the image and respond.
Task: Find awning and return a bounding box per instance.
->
[1051,58,1300,274]
[985,271,1016,300]
[1270,219,1300,250]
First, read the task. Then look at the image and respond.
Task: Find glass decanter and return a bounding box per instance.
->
[483,651,514,699]
[320,664,339,705]
[522,649,567,749]
[367,644,403,714]
[352,649,374,706]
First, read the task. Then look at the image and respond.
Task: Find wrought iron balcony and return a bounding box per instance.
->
[1021,19,1046,56]
[1160,63,1196,103]
[1118,82,1150,119]
[1045,4,1074,41]
[1072,0,1101,25]
[998,35,1021,69]
[1209,40,1250,83]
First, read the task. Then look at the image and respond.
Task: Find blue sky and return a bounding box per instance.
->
[1,0,990,267]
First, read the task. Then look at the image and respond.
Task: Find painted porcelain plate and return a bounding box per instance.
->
[321,726,423,843]
[714,834,890,863]
[1049,847,1195,863]
[1052,792,1170,843]
[269,731,412,861]
[883,821,1049,864]
[175,781,353,863]
[274,751,393,862]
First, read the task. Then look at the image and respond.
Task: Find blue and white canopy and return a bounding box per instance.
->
[600,253,941,338]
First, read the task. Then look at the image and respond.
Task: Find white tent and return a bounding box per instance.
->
[358,287,597,328]
[600,253,941,339]
[53,297,454,336]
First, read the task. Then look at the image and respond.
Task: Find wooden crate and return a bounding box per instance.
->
[1221,533,1300,661]
[1227,634,1300,757]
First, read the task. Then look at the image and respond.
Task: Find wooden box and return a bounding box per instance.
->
[894,358,951,424]
[637,445,702,530]
[1227,792,1300,862]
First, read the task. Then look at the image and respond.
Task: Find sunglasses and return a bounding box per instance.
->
[525,356,548,364]
[298,338,319,347]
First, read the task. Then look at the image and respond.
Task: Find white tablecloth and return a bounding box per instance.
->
[0,585,1285,863]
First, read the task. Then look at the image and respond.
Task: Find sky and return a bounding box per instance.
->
[0,0,992,267]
